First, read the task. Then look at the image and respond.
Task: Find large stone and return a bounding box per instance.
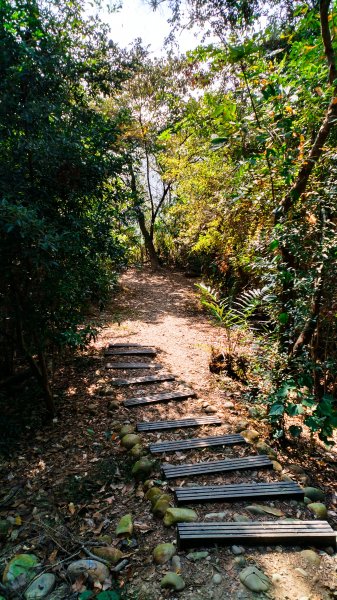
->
[153,543,175,565]
[131,457,154,480]
[239,566,270,593]
[300,549,321,566]
[116,514,133,536]
[91,547,123,565]
[160,572,185,591]
[303,487,325,502]
[121,434,141,449]
[241,429,259,443]
[308,503,328,519]
[67,559,109,583]
[152,495,171,516]
[3,554,39,591]
[163,507,197,526]
[256,441,277,459]
[24,573,56,599]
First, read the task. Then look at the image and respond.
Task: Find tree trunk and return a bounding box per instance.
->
[136,208,160,270]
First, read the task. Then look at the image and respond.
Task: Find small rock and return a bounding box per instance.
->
[256,441,277,459]
[235,420,249,432]
[67,559,109,583]
[145,486,163,503]
[300,549,321,566]
[231,545,244,555]
[119,424,135,437]
[295,567,308,576]
[187,551,209,562]
[286,463,305,474]
[121,434,141,449]
[323,546,335,555]
[129,444,144,458]
[280,474,294,482]
[234,556,246,568]
[92,547,123,564]
[205,512,228,520]
[308,502,328,519]
[204,405,217,414]
[239,566,270,593]
[108,400,119,410]
[116,514,133,536]
[163,507,197,526]
[132,457,154,480]
[272,460,283,472]
[223,401,235,409]
[152,495,171,516]
[241,429,259,443]
[248,407,260,418]
[303,487,325,502]
[153,543,176,565]
[172,555,181,572]
[246,504,284,517]
[271,574,282,584]
[24,573,56,599]
[233,514,250,522]
[212,573,222,584]
[161,572,185,591]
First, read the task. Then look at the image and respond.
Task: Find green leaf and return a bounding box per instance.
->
[269,239,279,251]
[278,312,289,324]
[269,403,284,417]
[97,591,121,600]
[289,425,302,438]
[79,592,94,600]
[286,403,304,416]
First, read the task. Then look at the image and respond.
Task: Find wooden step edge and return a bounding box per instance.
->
[177,521,337,550]
[123,389,196,407]
[149,434,246,453]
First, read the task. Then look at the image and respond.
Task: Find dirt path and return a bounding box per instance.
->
[1,268,336,600]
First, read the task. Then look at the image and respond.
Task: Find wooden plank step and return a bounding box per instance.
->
[105,348,157,356]
[124,389,196,408]
[177,521,337,550]
[110,374,176,387]
[137,416,222,432]
[162,455,272,479]
[108,343,142,348]
[149,434,245,454]
[106,362,161,370]
[174,481,304,505]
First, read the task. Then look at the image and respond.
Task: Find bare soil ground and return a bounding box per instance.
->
[1,267,336,600]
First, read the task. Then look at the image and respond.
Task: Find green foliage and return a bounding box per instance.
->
[0,0,135,412]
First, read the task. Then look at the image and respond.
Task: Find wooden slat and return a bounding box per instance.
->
[177,521,336,550]
[149,434,245,454]
[106,362,161,370]
[162,455,272,479]
[124,389,196,408]
[108,343,141,348]
[174,481,304,504]
[109,374,176,387]
[105,348,157,356]
[137,416,222,432]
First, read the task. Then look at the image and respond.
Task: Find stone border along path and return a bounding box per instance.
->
[106,342,337,552]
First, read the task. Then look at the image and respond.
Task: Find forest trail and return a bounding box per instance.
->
[1,269,336,600]
[97,269,336,600]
